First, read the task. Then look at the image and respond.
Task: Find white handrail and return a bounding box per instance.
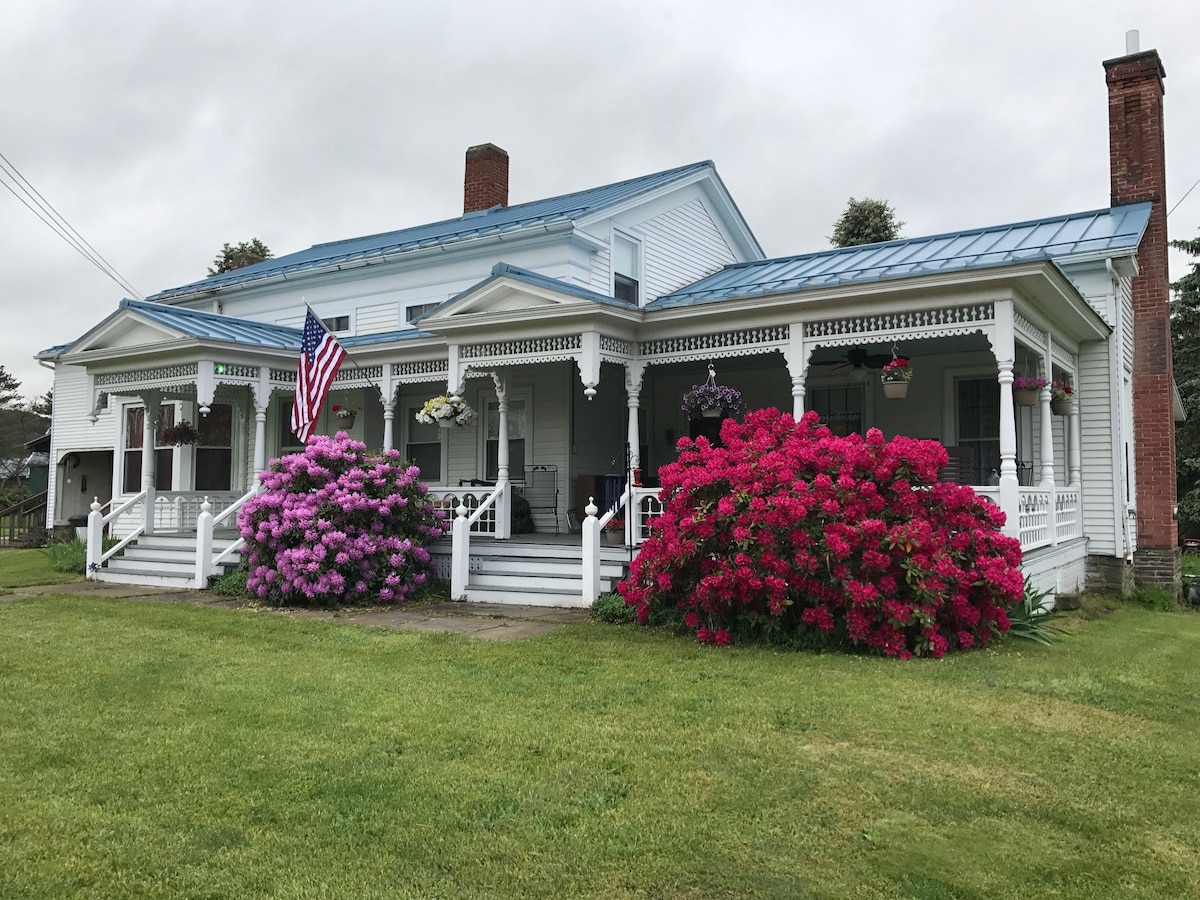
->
[87,492,146,576]
[212,484,260,529]
[467,482,505,527]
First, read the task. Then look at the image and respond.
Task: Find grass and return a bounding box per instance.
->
[0,547,83,591]
[0,594,1197,898]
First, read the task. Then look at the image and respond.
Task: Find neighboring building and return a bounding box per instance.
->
[38,44,1179,600]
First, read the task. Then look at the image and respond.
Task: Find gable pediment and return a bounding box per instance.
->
[420,272,609,327]
[65,309,190,356]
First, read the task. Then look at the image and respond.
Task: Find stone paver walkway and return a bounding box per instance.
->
[3,580,590,640]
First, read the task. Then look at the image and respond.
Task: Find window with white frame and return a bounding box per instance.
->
[122,403,175,493]
[195,403,234,491]
[405,403,443,483]
[612,234,640,305]
[484,397,527,481]
[322,315,350,333]
[406,302,441,324]
[956,378,1000,485]
[809,385,864,437]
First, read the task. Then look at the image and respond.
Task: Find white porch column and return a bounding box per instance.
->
[785,324,808,418]
[1069,395,1082,487]
[492,371,511,540]
[253,404,268,475]
[625,362,646,480]
[141,398,157,535]
[1039,384,1055,489]
[996,362,1020,542]
[382,400,396,451]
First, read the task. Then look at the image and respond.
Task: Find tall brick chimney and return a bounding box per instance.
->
[463,143,509,213]
[1104,38,1179,589]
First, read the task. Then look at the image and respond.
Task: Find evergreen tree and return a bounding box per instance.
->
[208,239,273,276]
[1171,230,1200,537]
[829,198,903,248]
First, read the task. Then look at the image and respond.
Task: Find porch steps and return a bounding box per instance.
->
[430,539,633,608]
[93,531,242,589]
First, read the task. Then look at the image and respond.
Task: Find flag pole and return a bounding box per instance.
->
[304,303,385,401]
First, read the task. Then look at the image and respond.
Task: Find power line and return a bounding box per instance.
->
[1168,173,1200,220]
[0,151,144,300]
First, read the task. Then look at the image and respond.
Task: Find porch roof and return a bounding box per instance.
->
[41,299,435,360]
[649,203,1152,309]
[144,161,720,303]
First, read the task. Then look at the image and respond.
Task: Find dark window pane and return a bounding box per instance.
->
[196,449,232,491]
[406,443,441,482]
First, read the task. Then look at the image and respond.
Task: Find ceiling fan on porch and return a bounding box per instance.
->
[810,346,907,371]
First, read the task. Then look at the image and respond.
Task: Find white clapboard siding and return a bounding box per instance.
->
[588,246,611,296]
[274,313,305,328]
[640,199,736,301]
[356,301,400,335]
[1079,340,1118,556]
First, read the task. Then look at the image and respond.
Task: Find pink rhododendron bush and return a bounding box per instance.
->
[618,408,1024,657]
[238,433,445,606]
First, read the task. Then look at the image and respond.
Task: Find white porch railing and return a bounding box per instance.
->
[1019,488,1052,550]
[105,491,244,536]
[86,492,146,577]
[1055,487,1082,543]
[448,483,509,597]
[631,487,665,545]
[429,487,502,535]
[195,486,261,587]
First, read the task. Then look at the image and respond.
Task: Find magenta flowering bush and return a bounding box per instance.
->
[618,408,1024,657]
[238,433,445,606]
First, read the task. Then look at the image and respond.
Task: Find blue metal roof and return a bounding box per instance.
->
[148,161,716,302]
[649,203,1152,309]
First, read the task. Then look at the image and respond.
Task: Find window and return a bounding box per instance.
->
[405,408,442,482]
[195,404,233,491]
[322,315,350,333]
[406,302,440,324]
[956,378,1000,485]
[485,398,526,481]
[810,385,864,437]
[122,404,175,493]
[612,234,640,305]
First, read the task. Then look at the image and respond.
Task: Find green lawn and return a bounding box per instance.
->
[0,595,1197,899]
[0,548,83,591]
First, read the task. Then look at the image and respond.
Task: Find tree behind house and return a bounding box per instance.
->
[208,239,273,276]
[1171,230,1200,537]
[830,198,903,248]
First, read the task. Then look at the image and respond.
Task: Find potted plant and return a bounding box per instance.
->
[1013,376,1046,407]
[681,366,743,420]
[1050,381,1074,416]
[879,357,913,399]
[332,403,359,429]
[415,395,477,428]
[159,420,199,446]
[604,517,626,545]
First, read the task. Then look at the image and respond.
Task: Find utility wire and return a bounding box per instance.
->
[1168,173,1200,221]
[0,151,144,300]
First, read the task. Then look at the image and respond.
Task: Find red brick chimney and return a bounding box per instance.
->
[1104,40,1178,588]
[463,143,509,213]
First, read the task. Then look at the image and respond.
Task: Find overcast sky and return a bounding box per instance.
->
[3,0,1198,401]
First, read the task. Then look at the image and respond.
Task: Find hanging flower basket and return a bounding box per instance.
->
[1013,376,1046,407]
[415,395,477,428]
[1050,381,1073,416]
[681,366,743,420]
[879,355,912,399]
[159,420,199,446]
[332,404,358,428]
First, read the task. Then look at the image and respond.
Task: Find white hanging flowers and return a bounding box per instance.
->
[415,395,477,427]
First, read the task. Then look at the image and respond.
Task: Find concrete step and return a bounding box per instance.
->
[93,570,199,589]
[470,572,621,592]
[461,585,591,608]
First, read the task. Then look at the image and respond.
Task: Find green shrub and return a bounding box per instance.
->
[42,537,122,574]
[1127,585,1177,612]
[1006,579,1065,645]
[592,593,638,624]
[209,567,251,598]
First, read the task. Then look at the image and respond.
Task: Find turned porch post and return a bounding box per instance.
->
[996,362,1020,542]
[493,372,511,539]
[141,396,158,535]
[253,404,268,475]
[1069,395,1082,488]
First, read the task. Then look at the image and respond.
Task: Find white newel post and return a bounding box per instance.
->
[494,373,511,540]
[86,497,103,578]
[142,404,157,535]
[450,502,470,599]
[253,405,268,475]
[195,497,214,588]
[996,362,1021,542]
[582,498,601,603]
[1039,382,1058,546]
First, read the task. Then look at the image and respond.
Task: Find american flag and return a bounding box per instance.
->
[291,310,347,443]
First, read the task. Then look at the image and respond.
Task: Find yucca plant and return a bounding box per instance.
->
[1006,577,1066,645]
